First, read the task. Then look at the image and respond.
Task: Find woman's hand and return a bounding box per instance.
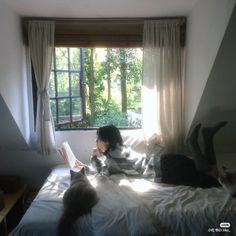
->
[92,147,102,157]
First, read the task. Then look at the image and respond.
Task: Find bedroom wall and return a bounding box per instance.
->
[0,0,30,143]
[1,0,236,187]
[184,0,236,137]
[0,1,63,187]
[185,0,236,168]
[0,149,64,187]
[192,5,236,154]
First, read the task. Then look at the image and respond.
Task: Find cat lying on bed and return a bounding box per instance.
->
[218,166,236,197]
[58,168,99,236]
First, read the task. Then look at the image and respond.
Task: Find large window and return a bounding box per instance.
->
[49,47,143,129]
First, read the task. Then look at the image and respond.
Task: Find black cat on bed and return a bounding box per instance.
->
[58,167,99,236]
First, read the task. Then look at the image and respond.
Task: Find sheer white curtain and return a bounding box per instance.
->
[28,21,55,155]
[142,19,184,153]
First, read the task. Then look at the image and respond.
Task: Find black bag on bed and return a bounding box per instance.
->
[159,154,221,188]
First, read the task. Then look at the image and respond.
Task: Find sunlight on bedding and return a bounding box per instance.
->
[119,178,158,193]
[88,175,98,188]
[38,174,67,199]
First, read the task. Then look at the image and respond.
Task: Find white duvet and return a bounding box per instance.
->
[78,175,157,236]
[126,178,236,236]
[10,167,236,236]
[74,173,236,236]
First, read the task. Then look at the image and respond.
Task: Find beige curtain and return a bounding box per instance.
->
[142,19,184,153]
[28,21,55,155]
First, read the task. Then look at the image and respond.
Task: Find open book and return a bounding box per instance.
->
[58,142,85,169]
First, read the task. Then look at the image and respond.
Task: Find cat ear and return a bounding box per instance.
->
[80,167,86,175]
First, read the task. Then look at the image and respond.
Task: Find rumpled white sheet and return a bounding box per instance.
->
[128,178,236,236]
[10,167,236,236]
[79,175,158,236]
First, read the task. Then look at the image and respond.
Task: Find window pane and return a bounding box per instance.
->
[57,72,69,97]
[55,48,68,70]
[51,54,54,69]
[58,98,70,123]
[72,98,82,121]
[71,73,80,96]
[50,99,56,122]
[49,72,55,97]
[69,48,80,71]
[50,47,143,129]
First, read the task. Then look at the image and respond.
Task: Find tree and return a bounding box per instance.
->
[118,48,127,114]
[106,48,112,102]
[88,48,95,126]
[50,47,143,128]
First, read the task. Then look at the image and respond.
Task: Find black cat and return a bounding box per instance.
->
[58,167,99,236]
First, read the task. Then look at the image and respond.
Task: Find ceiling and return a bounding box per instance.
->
[2,0,199,18]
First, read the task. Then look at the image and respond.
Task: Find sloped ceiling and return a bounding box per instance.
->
[192,5,236,153]
[0,94,28,150]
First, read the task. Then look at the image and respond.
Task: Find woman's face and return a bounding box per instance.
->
[96,137,109,154]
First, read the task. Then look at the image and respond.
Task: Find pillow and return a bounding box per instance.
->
[58,142,85,169]
[122,133,147,154]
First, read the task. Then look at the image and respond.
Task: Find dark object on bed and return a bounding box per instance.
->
[0,176,22,193]
[159,154,221,188]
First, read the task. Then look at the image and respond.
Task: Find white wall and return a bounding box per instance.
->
[184,0,236,136]
[193,5,236,154]
[0,2,61,187]
[0,1,30,143]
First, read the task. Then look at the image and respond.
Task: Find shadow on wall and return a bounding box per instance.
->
[187,5,236,154]
[0,150,64,188]
[0,94,28,151]
[190,107,236,154]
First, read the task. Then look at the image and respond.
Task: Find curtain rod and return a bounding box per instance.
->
[22,17,186,24]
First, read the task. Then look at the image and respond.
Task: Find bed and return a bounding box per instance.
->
[9,163,236,236]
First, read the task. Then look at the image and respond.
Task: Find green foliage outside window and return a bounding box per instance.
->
[49,47,143,129]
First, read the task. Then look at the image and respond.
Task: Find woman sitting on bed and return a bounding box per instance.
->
[91,125,145,176]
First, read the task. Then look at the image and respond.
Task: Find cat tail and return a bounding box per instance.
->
[58,210,78,236]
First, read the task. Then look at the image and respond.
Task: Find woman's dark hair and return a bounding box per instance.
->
[97,125,123,151]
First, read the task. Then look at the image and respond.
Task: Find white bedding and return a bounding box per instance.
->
[139,182,236,236]
[10,166,236,236]
[83,175,157,236]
